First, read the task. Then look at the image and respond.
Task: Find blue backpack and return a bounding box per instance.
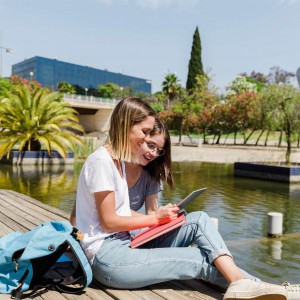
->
[0,221,93,298]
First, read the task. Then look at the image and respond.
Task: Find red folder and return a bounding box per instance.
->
[130,213,185,248]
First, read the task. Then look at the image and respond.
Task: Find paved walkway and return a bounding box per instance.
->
[171,143,300,164]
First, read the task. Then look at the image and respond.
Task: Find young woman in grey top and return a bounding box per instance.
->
[125,118,173,214]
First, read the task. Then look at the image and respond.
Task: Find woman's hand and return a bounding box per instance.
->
[155,204,180,224]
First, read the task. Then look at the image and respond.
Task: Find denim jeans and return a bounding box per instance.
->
[92,211,260,289]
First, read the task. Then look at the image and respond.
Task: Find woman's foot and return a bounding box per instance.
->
[223,278,287,300]
[282,282,300,300]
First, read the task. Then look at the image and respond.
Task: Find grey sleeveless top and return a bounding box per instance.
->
[128,168,161,211]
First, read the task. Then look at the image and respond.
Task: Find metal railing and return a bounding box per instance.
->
[63,94,119,108]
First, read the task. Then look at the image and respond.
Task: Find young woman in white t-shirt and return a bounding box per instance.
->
[75,97,288,300]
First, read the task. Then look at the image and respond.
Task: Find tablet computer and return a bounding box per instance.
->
[177,187,207,211]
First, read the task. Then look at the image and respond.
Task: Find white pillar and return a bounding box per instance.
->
[268,212,283,237]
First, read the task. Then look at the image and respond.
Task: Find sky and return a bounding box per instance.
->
[0,0,300,94]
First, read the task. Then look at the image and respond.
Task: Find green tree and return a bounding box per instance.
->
[0,78,12,95]
[261,84,300,164]
[225,92,257,144]
[57,81,76,94]
[226,76,258,96]
[0,85,84,160]
[172,92,201,143]
[186,26,204,92]
[97,82,120,99]
[162,73,181,109]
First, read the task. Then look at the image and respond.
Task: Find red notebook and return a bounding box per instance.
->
[130,213,185,248]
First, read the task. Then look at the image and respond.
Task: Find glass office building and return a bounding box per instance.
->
[12,56,152,93]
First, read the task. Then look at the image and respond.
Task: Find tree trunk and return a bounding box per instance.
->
[212,134,216,144]
[278,130,283,147]
[255,129,265,146]
[178,116,183,144]
[216,132,221,144]
[285,121,292,165]
[203,130,207,144]
[223,132,230,145]
[25,139,41,151]
[234,130,237,145]
[244,128,256,145]
[264,130,270,146]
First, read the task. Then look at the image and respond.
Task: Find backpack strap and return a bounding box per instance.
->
[65,234,93,288]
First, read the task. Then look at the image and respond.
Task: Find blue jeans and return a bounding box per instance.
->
[92,211,260,289]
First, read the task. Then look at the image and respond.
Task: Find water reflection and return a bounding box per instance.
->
[0,161,299,284]
[0,163,80,212]
[269,240,283,260]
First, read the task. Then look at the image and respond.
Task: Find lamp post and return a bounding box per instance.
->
[0,32,13,78]
[29,71,34,81]
[85,88,88,97]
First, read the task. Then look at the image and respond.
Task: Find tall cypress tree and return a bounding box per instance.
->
[186,26,204,91]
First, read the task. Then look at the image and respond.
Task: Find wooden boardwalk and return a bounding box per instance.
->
[0,189,223,300]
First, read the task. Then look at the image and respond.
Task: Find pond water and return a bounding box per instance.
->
[0,161,299,284]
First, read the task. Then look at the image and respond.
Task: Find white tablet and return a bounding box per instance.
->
[177,187,207,211]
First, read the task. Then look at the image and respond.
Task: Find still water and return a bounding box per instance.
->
[0,161,299,284]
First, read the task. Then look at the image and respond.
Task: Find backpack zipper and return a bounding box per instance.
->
[12,248,25,272]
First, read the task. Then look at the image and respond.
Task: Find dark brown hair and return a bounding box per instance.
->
[144,118,174,189]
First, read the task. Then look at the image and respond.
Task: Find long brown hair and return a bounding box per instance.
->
[106,97,156,162]
[144,118,174,189]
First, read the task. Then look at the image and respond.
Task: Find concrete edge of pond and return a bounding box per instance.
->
[234,162,300,182]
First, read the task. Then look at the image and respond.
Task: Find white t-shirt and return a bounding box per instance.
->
[76,147,131,263]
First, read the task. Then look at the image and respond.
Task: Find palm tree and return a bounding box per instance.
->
[162,73,180,109]
[0,85,84,160]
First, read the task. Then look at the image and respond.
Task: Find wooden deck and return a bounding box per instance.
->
[0,189,224,300]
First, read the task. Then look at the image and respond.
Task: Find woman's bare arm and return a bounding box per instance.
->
[145,194,159,215]
[95,191,179,233]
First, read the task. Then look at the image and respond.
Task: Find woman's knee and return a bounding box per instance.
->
[186,211,210,224]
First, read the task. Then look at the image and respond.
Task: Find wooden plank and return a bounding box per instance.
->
[0,200,38,230]
[0,191,67,222]
[40,291,69,300]
[0,221,14,236]
[61,292,92,300]
[0,212,28,234]
[92,281,145,300]
[0,190,69,219]
[104,289,145,300]
[85,287,115,300]
[169,280,223,300]
[0,194,47,224]
[132,289,167,300]
[151,287,192,300]
[0,294,13,299]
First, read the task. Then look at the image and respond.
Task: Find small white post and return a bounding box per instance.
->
[268,212,283,237]
[210,217,219,230]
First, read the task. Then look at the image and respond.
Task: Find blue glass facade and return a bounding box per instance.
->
[12,56,152,93]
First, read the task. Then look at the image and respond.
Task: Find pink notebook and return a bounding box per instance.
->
[130,213,185,248]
